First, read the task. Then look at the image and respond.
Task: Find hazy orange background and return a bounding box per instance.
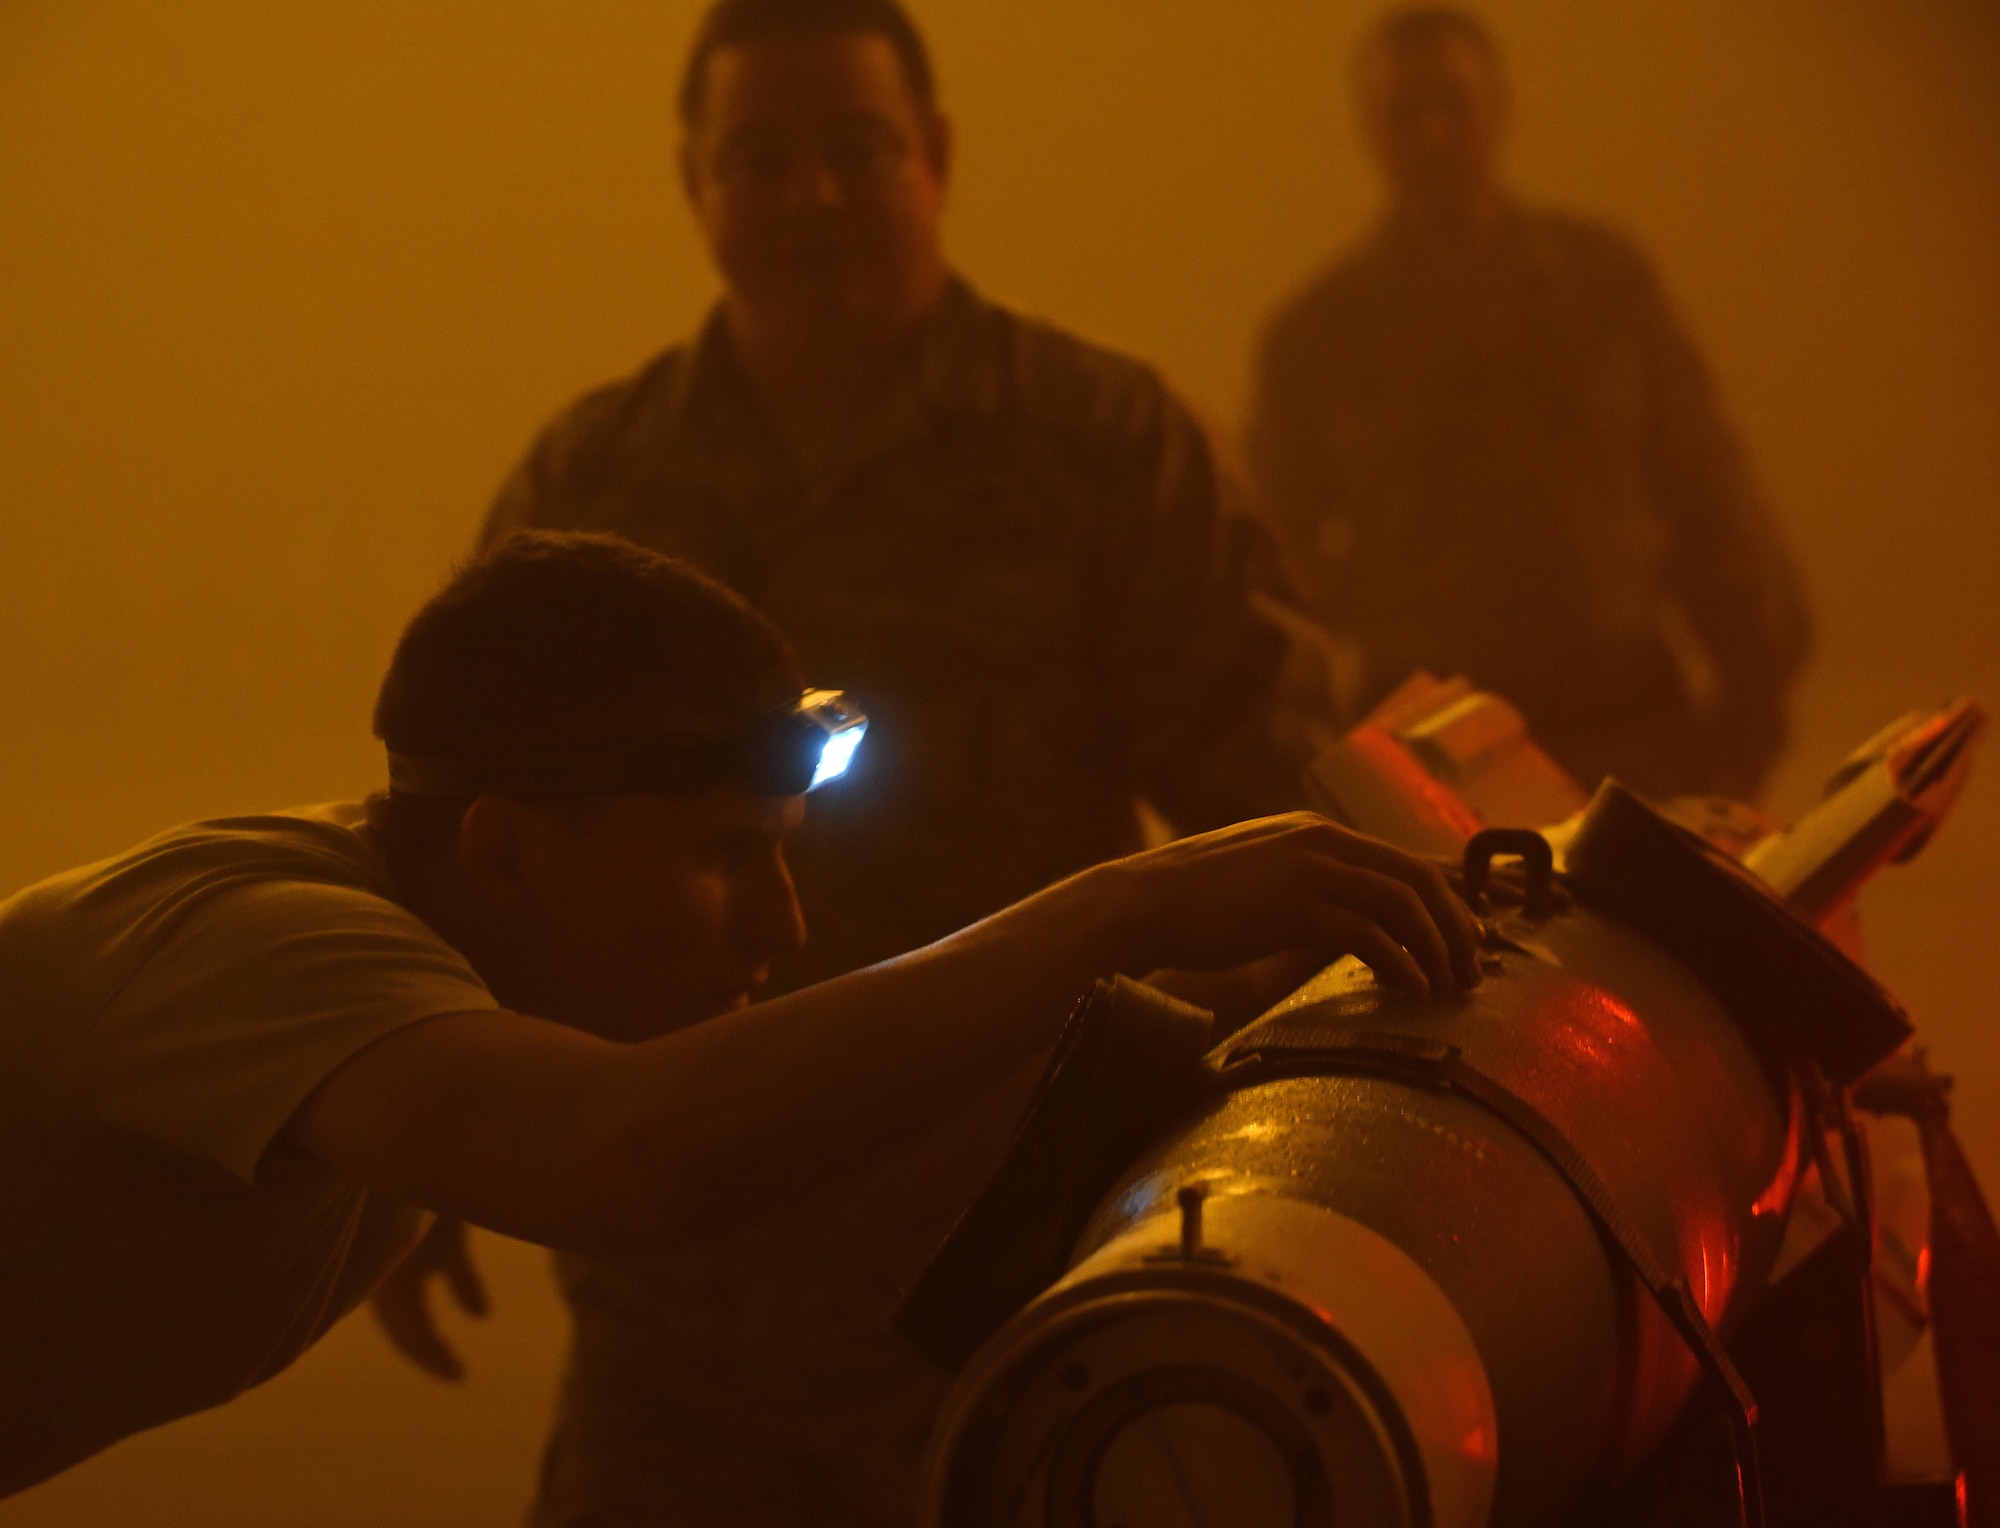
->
[2,2,1996,1522]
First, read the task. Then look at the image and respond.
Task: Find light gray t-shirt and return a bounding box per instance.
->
[0,803,496,1496]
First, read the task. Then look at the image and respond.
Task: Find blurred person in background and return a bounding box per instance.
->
[387,1,1348,1524]
[1245,5,1812,800]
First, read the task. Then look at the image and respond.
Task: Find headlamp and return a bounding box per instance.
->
[385,689,867,801]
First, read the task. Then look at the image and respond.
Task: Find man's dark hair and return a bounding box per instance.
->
[677,0,937,128]
[370,531,802,864]
[1366,6,1501,65]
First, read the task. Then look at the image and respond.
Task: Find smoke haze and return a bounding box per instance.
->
[1,2,1994,1520]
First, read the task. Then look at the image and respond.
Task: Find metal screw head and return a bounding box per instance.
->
[1177,1182,1209,1257]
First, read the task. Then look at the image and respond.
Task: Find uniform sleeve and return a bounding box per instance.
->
[477,420,568,552]
[479,456,540,551]
[1638,264,1814,793]
[475,367,659,552]
[1094,391,1342,834]
[1243,310,1348,615]
[74,880,497,1186]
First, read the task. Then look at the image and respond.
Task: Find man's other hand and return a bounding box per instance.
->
[369,1215,489,1381]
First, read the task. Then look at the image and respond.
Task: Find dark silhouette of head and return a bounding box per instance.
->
[369,532,811,1040]
[1354,7,1511,231]
[675,0,952,346]
[678,0,935,130]
[372,530,801,862]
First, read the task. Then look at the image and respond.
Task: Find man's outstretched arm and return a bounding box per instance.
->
[287,814,1478,1256]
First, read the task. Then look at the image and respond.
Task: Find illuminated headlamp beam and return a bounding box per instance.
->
[794,688,868,792]
[810,722,866,789]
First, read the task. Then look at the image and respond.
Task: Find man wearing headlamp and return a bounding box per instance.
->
[475,1,1352,1517]
[0,532,1477,1498]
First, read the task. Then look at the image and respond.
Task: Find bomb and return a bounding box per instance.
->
[899,698,1985,1528]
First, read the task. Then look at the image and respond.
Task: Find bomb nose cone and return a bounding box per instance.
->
[919,1191,1498,1528]
[1093,1399,1297,1528]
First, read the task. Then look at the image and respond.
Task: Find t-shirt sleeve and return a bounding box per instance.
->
[74,879,497,1185]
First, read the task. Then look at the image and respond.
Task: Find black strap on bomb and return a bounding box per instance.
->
[894,977,1223,1371]
[1855,1055,2000,1521]
[1217,1023,1765,1528]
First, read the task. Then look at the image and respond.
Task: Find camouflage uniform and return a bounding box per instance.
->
[479,276,1334,1526]
[1246,205,1812,799]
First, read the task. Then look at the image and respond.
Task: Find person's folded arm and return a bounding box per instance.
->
[285,813,1480,1255]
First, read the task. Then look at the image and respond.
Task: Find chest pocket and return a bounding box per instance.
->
[768,447,1091,686]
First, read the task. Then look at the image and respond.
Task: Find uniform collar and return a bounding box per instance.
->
[665,272,1002,448]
